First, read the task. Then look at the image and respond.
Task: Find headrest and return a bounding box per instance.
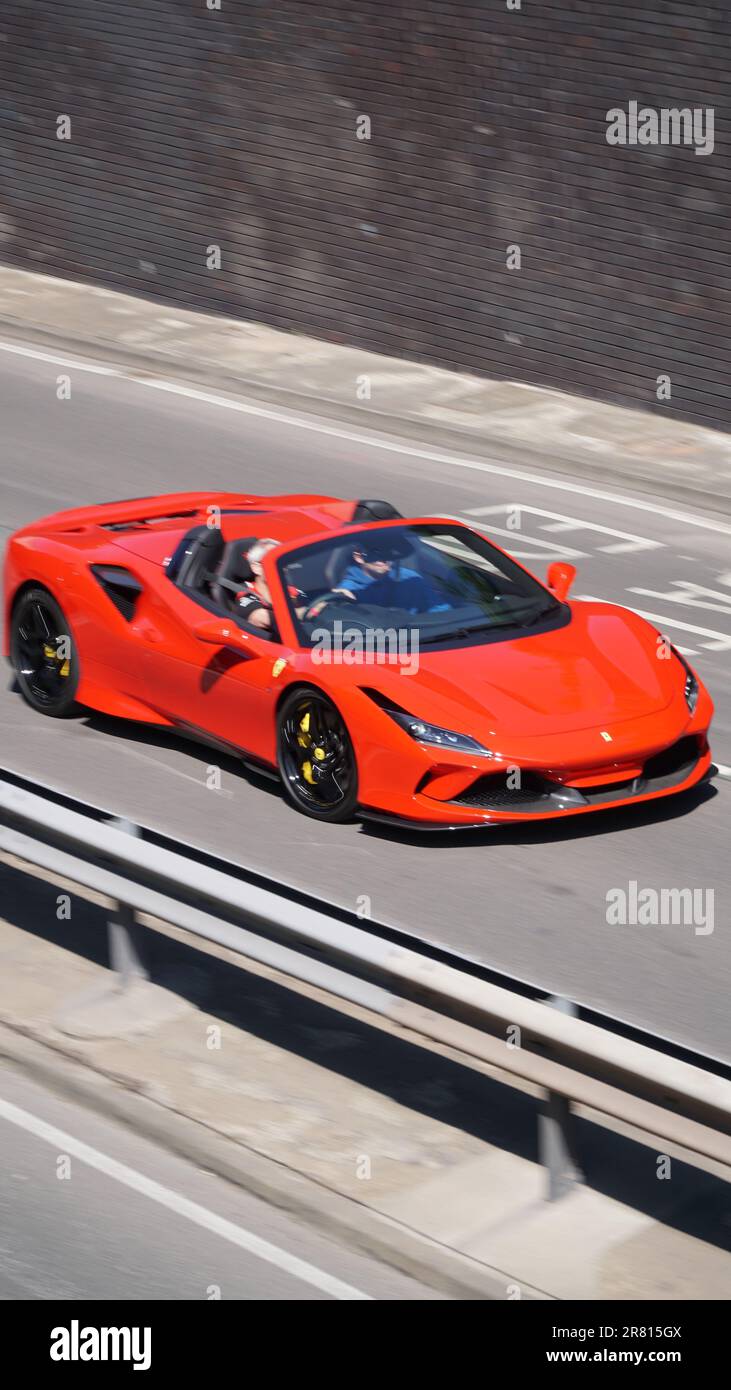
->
[219,535,259,586]
[169,523,224,586]
[352,499,403,522]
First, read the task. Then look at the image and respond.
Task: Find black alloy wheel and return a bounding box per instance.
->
[277,688,358,821]
[11,588,80,716]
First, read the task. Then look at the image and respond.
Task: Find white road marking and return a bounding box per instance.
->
[597,540,656,555]
[0,340,122,376]
[0,1096,371,1300]
[716,764,731,778]
[628,581,731,617]
[1,337,730,536]
[627,609,731,652]
[452,518,586,558]
[577,596,731,652]
[466,504,662,556]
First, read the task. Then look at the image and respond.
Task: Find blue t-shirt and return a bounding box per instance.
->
[338,563,448,614]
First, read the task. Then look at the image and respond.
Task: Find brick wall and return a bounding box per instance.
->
[1,1,729,427]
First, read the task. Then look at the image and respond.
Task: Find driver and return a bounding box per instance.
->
[308,538,445,616]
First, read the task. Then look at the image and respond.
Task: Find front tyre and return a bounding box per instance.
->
[10,587,80,716]
[277,687,358,821]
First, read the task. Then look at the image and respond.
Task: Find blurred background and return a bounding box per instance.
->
[1,0,729,426]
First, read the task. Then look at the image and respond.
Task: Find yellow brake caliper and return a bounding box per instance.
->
[298,709,327,784]
[44,643,70,677]
[298,710,316,784]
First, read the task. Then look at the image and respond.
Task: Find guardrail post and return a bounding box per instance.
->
[539,995,583,1201]
[107,817,149,987]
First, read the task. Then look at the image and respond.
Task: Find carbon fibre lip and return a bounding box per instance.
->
[359,808,497,832]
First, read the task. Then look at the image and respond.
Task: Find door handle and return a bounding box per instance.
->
[133,619,164,644]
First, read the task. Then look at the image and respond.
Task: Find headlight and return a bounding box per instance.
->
[386,710,493,757]
[672,646,698,714]
[683,667,698,714]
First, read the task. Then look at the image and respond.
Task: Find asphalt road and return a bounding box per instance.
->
[0,342,729,1058]
[0,1062,442,1300]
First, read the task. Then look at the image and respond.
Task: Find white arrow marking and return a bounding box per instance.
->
[465,504,662,555]
[577,596,731,653]
[629,581,731,616]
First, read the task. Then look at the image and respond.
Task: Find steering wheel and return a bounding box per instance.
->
[303,590,356,620]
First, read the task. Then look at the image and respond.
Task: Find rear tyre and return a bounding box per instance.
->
[10,587,80,717]
[277,687,358,822]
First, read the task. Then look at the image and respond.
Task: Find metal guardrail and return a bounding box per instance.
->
[1,772,730,1197]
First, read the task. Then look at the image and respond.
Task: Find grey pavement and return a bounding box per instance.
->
[0,265,730,513]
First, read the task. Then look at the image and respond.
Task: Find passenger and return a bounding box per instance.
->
[235,538,305,629]
[234,538,280,629]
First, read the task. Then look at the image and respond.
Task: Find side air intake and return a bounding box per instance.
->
[90,565,143,621]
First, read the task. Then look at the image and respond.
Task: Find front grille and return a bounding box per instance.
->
[451,772,556,811]
[449,736,703,814]
[643,735,699,782]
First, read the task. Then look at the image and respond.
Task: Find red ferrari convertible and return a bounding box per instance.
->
[3,490,714,826]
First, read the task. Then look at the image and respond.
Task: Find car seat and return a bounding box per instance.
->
[169,524,225,591]
[209,537,259,608]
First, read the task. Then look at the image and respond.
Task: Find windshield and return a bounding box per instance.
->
[278,523,565,649]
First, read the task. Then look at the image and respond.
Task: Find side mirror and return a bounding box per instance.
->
[193,618,255,650]
[546,561,576,602]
